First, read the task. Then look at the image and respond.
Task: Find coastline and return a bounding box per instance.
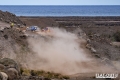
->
[18,16,120,18]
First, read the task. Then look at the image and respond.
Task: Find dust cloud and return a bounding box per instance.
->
[0,27,115,75]
[24,27,114,75]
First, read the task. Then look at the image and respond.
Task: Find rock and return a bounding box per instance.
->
[3,35,8,40]
[5,20,10,23]
[0,64,5,71]
[0,58,20,74]
[4,27,10,29]
[6,68,18,80]
[0,27,5,31]
[21,30,26,33]
[29,76,43,80]
[86,44,91,49]
[20,34,27,39]
[44,78,51,80]
[110,42,120,47]
[91,47,96,53]
[13,20,17,23]
[17,24,21,27]
[86,39,90,43]
[0,72,8,80]
[86,44,97,53]
[94,34,100,37]
[0,18,3,21]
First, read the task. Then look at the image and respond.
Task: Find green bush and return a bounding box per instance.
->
[20,69,70,79]
[63,75,70,79]
[22,69,31,76]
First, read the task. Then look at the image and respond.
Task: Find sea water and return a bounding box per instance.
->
[0,5,120,16]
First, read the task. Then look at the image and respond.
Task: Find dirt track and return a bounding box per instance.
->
[19,16,120,61]
[19,16,120,79]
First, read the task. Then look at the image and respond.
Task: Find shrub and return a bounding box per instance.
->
[20,69,70,79]
[113,31,120,42]
[63,75,70,79]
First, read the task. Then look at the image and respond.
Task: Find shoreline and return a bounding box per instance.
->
[18,16,120,18]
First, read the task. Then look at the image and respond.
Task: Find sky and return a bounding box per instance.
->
[0,0,120,5]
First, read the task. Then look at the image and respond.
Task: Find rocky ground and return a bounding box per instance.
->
[20,16,120,61]
[0,10,120,80]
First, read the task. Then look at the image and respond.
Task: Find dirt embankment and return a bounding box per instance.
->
[0,10,29,59]
[0,10,23,25]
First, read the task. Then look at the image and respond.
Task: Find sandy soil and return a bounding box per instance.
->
[19,16,120,79]
[19,16,120,61]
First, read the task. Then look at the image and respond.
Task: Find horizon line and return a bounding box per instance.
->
[0,4,120,6]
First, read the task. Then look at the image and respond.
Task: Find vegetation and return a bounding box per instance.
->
[20,68,69,79]
[113,31,120,42]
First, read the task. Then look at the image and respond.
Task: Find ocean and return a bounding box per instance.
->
[0,5,120,16]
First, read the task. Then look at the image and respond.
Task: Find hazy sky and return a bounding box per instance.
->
[0,0,120,5]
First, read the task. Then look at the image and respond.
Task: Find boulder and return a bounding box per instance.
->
[86,44,91,49]
[0,58,20,74]
[86,38,90,43]
[6,68,18,80]
[86,44,97,53]
[0,72,8,80]
[91,47,97,53]
[0,64,5,71]
[110,42,120,47]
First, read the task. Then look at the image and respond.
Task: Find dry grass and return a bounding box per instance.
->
[20,68,69,79]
